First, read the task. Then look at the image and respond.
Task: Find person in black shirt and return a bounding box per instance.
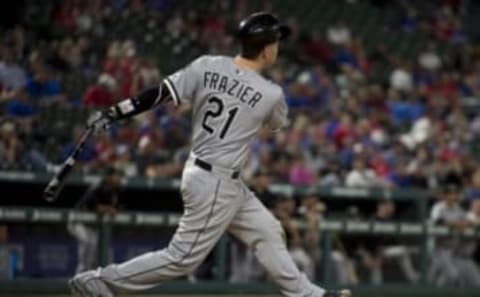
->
[251,169,277,209]
[68,167,121,273]
[358,200,419,284]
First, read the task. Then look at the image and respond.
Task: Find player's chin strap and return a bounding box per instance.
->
[106,82,174,122]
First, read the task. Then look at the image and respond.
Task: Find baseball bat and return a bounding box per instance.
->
[43,127,94,202]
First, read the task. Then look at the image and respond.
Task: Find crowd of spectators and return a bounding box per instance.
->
[0,0,478,194]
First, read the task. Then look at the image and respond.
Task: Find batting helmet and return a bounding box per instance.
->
[237,12,291,43]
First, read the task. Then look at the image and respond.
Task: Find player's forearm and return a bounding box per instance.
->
[106,84,172,122]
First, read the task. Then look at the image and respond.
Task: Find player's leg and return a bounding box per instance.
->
[455,257,480,287]
[382,246,419,283]
[229,239,250,282]
[229,239,265,282]
[331,251,357,285]
[68,223,96,273]
[70,166,242,295]
[428,248,459,286]
[289,247,315,279]
[75,239,88,274]
[84,227,99,271]
[69,271,115,297]
[227,185,350,297]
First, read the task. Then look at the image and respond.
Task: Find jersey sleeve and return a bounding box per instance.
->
[163,56,203,105]
[265,92,289,132]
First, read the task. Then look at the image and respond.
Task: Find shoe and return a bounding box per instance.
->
[69,269,115,297]
[323,289,352,297]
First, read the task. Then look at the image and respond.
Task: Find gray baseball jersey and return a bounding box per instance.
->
[163,55,288,170]
[430,201,465,249]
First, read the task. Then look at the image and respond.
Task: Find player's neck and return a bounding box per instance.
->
[233,55,264,73]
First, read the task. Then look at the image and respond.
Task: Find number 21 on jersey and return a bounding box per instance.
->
[202,97,238,139]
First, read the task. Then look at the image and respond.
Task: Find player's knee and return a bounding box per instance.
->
[172,257,202,277]
[166,245,186,263]
[165,245,203,274]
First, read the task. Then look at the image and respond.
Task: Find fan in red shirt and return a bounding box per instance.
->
[103,40,138,98]
[83,73,117,107]
[333,113,356,150]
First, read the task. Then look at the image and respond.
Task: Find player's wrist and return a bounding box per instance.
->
[109,97,141,120]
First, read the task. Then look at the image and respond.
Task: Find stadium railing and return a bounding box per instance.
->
[0,206,480,297]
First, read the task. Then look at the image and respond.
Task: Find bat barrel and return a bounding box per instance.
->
[42,127,93,202]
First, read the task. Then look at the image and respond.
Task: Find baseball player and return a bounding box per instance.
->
[69,12,351,297]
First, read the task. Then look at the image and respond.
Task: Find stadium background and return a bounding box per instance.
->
[1,0,480,296]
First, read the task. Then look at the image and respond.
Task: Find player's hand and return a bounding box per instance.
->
[87,110,113,133]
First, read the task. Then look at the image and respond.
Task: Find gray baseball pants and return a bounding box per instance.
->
[97,159,325,297]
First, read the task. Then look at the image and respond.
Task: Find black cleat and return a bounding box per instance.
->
[323,289,352,297]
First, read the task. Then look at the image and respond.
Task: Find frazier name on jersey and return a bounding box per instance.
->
[203,71,262,108]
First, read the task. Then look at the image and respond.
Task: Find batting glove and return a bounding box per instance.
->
[87,110,113,133]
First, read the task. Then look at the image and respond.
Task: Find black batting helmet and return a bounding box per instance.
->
[236,12,290,59]
[237,12,290,42]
